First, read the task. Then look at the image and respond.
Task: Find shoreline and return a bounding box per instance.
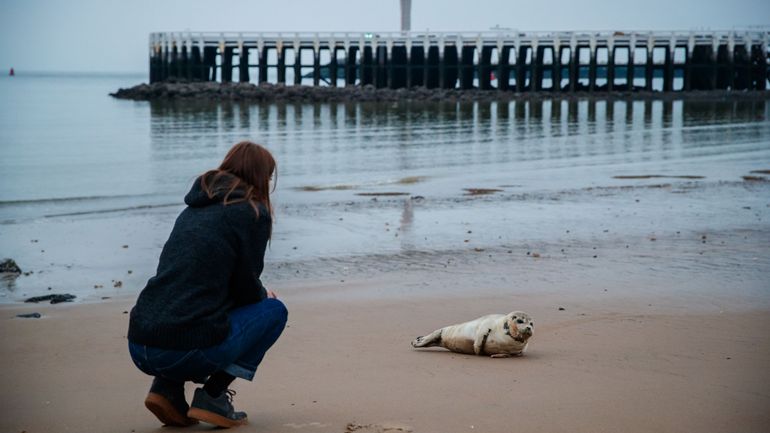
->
[110,81,770,103]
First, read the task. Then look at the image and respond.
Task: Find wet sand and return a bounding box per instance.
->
[2,243,770,433]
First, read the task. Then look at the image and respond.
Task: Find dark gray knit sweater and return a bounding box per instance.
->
[128,175,270,350]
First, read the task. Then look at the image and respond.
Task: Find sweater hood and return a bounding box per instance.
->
[184,174,246,207]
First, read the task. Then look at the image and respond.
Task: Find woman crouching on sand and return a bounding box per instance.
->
[127,141,287,428]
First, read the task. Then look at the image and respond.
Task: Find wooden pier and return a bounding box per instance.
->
[149,30,769,92]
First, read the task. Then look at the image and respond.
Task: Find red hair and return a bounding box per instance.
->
[200,141,277,219]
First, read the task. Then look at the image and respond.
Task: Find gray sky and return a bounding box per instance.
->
[1,0,768,73]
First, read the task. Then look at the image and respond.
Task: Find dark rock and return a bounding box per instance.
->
[558,307,566,311]
[0,258,21,274]
[24,294,76,304]
[17,312,41,318]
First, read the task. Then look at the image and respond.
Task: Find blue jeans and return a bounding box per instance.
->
[129,298,287,383]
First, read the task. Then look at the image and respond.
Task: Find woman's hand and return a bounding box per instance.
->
[267,290,278,299]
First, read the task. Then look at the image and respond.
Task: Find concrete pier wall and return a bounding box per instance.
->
[149,30,770,92]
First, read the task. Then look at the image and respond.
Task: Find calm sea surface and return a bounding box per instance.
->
[1,73,769,302]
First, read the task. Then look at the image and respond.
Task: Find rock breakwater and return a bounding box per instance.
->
[110,82,770,103]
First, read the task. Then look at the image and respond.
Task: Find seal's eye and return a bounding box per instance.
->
[512,316,517,319]
[516,319,524,324]
[530,322,533,326]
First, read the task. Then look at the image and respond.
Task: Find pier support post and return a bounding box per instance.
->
[376,46,387,88]
[345,46,358,86]
[753,43,767,90]
[426,46,440,88]
[191,45,203,81]
[258,48,268,84]
[180,44,190,81]
[313,48,321,86]
[150,46,160,83]
[663,45,673,92]
[532,45,543,91]
[607,45,615,92]
[569,46,578,91]
[588,45,597,92]
[553,46,562,91]
[203,46,217,81]
[479,46,493,90]
[222,46,234,83]
[329,46,338,87]
[362,46,374,86]
[294,48,302,86]
[390,46,408,88]
[733,44,750,90]
[239,46,250,83]
[516,47,528,92]
[169,44,179,80]
[387,44,395,88]
[645,46,654,91]
[277,47,286,84]
[627,46,635,90]
[498,47,511,91]
[460,46,475,89]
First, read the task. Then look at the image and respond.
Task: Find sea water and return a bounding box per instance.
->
[1,73,769,302]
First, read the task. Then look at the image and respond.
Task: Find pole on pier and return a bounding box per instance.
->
[405,40,413,88]
[479,46,493,90]
[516,46,528,92]
[645,43,654,91]
[161,41,169,80]
[180,43,191,81]
[498,46,511,91]
[294,48,302,86]
[626,45,635,90]
[553,44,562,92]
[588,44,597,92]
[375,46,387,88]
[313,48,321,86]
[362,46,374,86]
[569,44,578,92]
[753,41,767,90]
[422,36,431,88]
[150,42,160,83]
[345,46,358,86]
[222,46,234,83]
[190,44,202,81]
[733,44,750,90]
[460,45,475,89]
[239,44,250,83]
[663,46,673,92]
[258,47,268,84]
[277,44,286,85]
[607,41,615,92]
[387,39,395,88]
[329,45,338,87]
[438,39,446,89]
[532,44,544,91]
[203,46,217,81]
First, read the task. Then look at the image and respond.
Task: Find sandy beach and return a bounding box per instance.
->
[3,231,770,433]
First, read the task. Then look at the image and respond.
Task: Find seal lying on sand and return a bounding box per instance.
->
[411,311,534,357]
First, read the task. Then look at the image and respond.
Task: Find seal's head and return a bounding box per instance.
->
[505,311,534,343]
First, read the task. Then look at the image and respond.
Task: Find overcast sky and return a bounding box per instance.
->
[1,0,768,73]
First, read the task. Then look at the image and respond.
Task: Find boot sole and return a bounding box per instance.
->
[188,407,248,428]
[145,392,199,427]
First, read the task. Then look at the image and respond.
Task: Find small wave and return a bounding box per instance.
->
[0,193,158,206]
[43,203,180,218]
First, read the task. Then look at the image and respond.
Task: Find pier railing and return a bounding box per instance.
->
[149,30,770,92]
